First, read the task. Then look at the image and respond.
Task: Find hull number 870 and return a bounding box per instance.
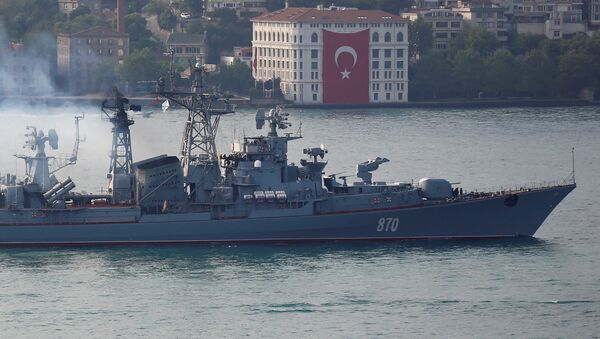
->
[377,217,399,232]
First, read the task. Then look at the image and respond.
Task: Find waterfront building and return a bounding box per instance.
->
[453,1,510,42]
[166,33,208,67]
[205,0,268,18]
[220,47,253,67]
[591,0,600,25]
[402,8,464,51]
[57,27,129,94]
[251,5,409,105]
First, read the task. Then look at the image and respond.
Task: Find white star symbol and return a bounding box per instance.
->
[340,68,351,79]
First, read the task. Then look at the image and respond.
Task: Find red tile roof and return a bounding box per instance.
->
[252,7,406,24]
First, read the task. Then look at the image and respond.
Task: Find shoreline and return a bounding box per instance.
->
[1,95,597,110]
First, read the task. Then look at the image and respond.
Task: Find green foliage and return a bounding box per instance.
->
[55,14,109,34]
[205,60,254,95]
[70,5,91,19]
[451,49,486,98]
[189,17,252,64]
[118,47,169,83]
[411,33,600,100]
[484,49,519,97]
[450,27,499,57]
[408,17,433,60]
[409,53,453,99]
[0,0,62,40]
[125,13,159,52]
[143,0,168,15]
[158,10,177,31]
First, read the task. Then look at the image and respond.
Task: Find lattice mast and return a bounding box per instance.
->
[157,59,234,202]
[102,87,137,203]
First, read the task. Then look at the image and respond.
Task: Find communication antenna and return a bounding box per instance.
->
[571,147,575,183]
[48,114,86,174]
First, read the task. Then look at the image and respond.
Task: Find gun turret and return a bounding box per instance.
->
[356,157,389,184]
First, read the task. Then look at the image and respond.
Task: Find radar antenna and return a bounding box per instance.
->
[49,114,85,174]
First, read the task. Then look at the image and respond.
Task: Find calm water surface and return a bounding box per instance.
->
[0,105,598,337]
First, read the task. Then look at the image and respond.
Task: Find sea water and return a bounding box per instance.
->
[0,105,598,337]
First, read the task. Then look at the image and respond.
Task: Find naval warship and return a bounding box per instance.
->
[0,63,576,246]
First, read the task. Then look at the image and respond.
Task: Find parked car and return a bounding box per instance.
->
[180,12,191,19]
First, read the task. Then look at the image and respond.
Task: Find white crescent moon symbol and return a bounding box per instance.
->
[335,46,357,68]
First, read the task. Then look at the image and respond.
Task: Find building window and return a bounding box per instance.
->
[311,33,318,43]
[436,21,449,28]
[374,93,379,101]
[384,32,391,42]
[384,49,391,58]
[311,62,318,70]
[372,49,379,58]
[396,60,404,69]
[396,32,404,42]
[372,32,379,42]
[384,61,391,69]
[451,21,461,28]
[386,93,390,100]
[372,61,379,69]
[396,49,404,58]
[313,93,317,101]
[311,49,318,58]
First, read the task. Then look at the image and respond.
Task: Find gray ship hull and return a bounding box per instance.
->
[0,184,575,246]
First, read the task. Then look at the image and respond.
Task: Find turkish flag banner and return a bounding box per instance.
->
[322,29,370,104]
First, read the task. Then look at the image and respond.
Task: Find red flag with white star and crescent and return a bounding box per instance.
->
[322,29,369,104]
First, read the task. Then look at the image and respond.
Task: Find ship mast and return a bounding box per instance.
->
[102,87,138,203]
[157,58,234,202]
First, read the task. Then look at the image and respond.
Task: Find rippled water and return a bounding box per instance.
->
[0,105,599,337]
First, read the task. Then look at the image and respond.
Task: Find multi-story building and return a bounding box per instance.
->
[251,6,409,105]
[590,0,600,25]
[454,1,509,42]
[205,0,268,18]
[0,43,52,96]
[58,0,102,15]
[402,8,464,51]
[57,26,129,94]
[166,33,208,66]
[515,0,585,38]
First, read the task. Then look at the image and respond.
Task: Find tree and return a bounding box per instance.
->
[70,5,91,19]
[408,17,433,61]
[484,49,520,97]
[0,0,62,40]
[450,27,499,57]
[409,53,454,100]
[55,14,109,34]
[158,10,177,31]
[509,33,545,56]
[205,60,254,95]
[558,50,600,97]
[452,49,486,98]
[124,13,159,52]
[118,48,169,83]
[521,49,557,97]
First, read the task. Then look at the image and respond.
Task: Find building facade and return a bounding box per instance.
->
[251,6,409,105]
[205,0,268,18]
[454,1,510,42]
[221,46,253,67]
[514,0,586,38]
[591,0,600,25]
[403,9,464,51]
[166,33,208,66]
[57,27,129,94]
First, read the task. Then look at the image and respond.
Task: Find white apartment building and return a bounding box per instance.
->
[454,1,509,42]
[403,9,464,51]
[515,0,586,38]
[251,6,409,105]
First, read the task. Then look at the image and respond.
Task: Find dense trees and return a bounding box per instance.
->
[118,47,169,83]
[205,60,254,95]
[409,28,600,100]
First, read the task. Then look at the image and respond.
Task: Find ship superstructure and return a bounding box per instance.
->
[0,62,576,245]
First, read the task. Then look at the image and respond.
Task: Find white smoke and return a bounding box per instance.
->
[0,25,56,97]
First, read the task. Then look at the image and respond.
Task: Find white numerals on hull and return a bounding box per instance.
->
[377,217,399,232]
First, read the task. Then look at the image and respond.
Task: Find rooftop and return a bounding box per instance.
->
[58,26,128,38]
[166,32,206,45]
[252,7,406,24]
